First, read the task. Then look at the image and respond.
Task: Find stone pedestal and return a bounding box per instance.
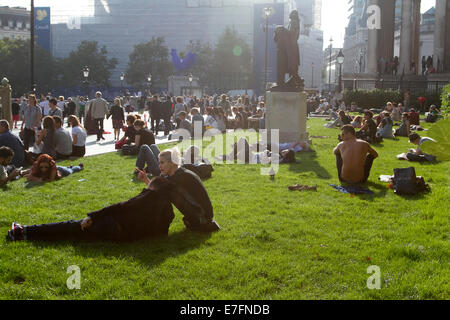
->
[167,75,202,97]
[0,79,12,128]
[265,91,308,144]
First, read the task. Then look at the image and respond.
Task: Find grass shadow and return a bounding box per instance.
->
[27,229,211,269]
[356,181,389,201]
[24,181,46,189]
[288,150,332,179]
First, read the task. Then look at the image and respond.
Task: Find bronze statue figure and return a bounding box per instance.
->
[270,10,304,92]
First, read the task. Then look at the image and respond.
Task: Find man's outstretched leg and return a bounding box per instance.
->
[6,216,122,242]
[7,220,84,242]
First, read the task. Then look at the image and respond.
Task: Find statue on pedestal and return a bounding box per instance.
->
[270,10,304,92]
[0,77,12,128]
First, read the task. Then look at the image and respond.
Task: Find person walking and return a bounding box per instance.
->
[110,98,125,141]
[160,95,173,136]
[149,95,162,135]
[20,94,42,150]
[89,91,109,141]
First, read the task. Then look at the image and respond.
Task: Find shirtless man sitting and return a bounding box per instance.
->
[333,125,378,184]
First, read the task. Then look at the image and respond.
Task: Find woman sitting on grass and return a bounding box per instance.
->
[22,154,83,182]
[393,112,411,137]
[34,116,56,159]
[376,111,394,139]
[68,115,87,158]
[351,115,363,129]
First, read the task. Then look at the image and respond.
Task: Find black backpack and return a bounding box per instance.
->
[392,167,418,195]
[182,163,213,180]
[122,144,139,156]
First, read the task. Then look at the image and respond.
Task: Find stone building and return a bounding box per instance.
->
[0,6,31,41]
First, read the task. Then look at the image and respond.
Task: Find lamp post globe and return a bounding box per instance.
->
[120,73,125,96]
[146,73,152,94]
[263,6,274,98]
[82,66,90,98]
[337,50,345,93]
[188,74,193,95]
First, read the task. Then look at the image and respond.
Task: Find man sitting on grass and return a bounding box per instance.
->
[334,125,379,184]
[0,146,21,187]
[138,148,220,233]
[399,133,437,162]
[355,111,377,143]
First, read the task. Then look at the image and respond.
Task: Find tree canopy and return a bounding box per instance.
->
[58,40,118,88]
[0,39,117,97]
[125,37,173,90]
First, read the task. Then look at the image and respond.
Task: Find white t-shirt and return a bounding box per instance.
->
[72,126,87,147]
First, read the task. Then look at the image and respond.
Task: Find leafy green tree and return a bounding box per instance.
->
[180,40,214,86]
[210,26,252,91]
[0,38,57,96]
[58,41,118,88]
[125,37,172,90]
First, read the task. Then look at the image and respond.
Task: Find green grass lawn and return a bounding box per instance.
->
[0,118,448,300]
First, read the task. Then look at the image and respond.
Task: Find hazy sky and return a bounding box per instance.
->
[1,0,438,49]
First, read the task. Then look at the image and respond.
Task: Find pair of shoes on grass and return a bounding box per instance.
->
[6,222,24,242]
[288,184,317,191]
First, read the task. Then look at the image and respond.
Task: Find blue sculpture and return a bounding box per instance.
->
[171,49,197,75]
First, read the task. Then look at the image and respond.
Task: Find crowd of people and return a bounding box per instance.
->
[308,93,442,185]
[2,88,442,243]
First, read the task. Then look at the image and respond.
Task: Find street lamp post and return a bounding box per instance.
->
[120,73,124,96]
[188,73,193,95]
[263,6,273,95]
[336,49,345,93]
[147,73,152,94]
[30,0,35,93]
[82,66,90,99]
[328,37,333,93]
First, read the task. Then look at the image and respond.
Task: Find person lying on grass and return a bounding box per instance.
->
[21,154,83,182]
[0,146,21,187]
[6,176,175,242]
[217,138,298,164]
[334,125,378,184]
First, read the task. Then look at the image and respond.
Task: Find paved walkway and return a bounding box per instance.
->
[11,111,177,158]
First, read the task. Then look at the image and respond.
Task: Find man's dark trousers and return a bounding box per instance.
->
[24,216,122,242]
[22,128,36,150]
[151,117,161,135]
[163,116,171,135]
[95,118,104,140]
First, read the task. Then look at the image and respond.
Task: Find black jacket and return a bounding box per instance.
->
[167,167,214,223]
[88,187,174,241]
[160,100,173,118]
[149,100,162,118]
